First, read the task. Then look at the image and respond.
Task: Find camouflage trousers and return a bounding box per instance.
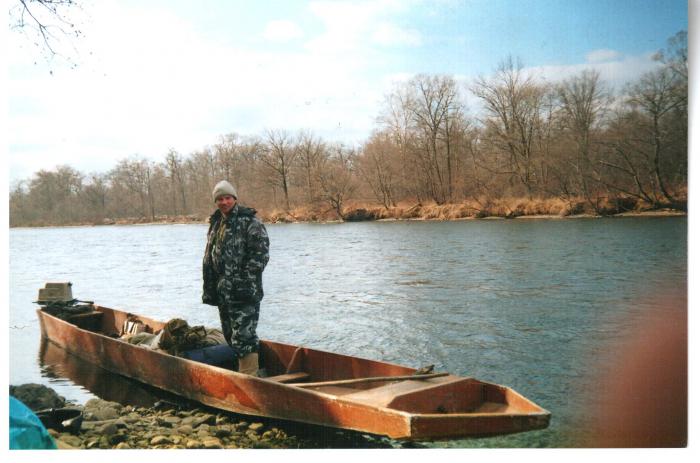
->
[217,302,260,357]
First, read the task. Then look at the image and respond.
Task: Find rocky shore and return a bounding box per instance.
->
[10,383,400,449]
[53,399,302,449]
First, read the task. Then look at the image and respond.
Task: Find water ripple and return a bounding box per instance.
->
[8,217,687,448]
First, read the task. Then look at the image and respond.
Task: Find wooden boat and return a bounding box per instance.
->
[37,304,550,440]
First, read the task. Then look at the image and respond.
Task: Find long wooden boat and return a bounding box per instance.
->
[37,304,550,440]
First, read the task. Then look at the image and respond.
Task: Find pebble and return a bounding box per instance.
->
[109,433,128,445]
[180,416,196,426]
[99,422,119,436]
[150,435,172,445]
[98,436,112,449]
[214,426,232,438]
[203,437,223,449]
[163,416,181,425]
[57,434,83,448]
[193,414,216,427]
[177,424,194,435]
[10,383,390,449]
[9,384,66,410]
[88,407,120,421]
[186,439,202,449]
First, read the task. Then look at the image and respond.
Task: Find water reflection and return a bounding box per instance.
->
[38,338,171,408]
[36,339,401,448]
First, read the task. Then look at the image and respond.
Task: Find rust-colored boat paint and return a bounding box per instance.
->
[37,305,550,440]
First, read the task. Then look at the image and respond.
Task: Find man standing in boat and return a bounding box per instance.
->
[202,180,270,375]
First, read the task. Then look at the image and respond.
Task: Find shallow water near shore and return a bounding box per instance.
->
[9,217,687,447]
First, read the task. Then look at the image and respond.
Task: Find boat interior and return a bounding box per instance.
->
[57,305,544,416]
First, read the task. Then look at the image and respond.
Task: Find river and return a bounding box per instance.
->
[8,217,687,447]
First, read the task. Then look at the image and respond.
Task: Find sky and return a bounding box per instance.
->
[4,0,690,184]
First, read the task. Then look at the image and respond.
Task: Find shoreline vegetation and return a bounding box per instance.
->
[10,31,687,231]
[10,198,686,229]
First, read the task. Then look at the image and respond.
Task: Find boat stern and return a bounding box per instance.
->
[400,379,551,440]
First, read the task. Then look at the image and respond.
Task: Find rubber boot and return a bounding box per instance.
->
[238,353,259,376]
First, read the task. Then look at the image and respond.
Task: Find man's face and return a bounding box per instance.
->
[216,195,236,215]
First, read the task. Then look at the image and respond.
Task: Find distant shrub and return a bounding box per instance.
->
[343,208,376,222]
[399,204,423,219]
[560,200,586,216]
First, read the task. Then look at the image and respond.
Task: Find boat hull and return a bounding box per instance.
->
[37,306,550,440]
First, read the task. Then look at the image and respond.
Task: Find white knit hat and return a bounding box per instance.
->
[212,180,238,201]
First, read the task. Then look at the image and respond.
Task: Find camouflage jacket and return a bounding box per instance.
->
[202,204,270,306]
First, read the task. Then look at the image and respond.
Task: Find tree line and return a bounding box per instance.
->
[10,31,687,227]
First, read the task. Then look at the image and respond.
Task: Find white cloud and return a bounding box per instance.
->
[372,22,422,46]
[8,0,672,184]
[305,0,412,53]
[305,1,377,53]
[523,52,661,91]
[8,1,391,181]
[586,48,622,63]
[262,20,303,42]
[382,72,414,86]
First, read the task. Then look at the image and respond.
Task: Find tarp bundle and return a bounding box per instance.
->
[9,397,57,450]
[122,318,226,357]
[39,300,94,321]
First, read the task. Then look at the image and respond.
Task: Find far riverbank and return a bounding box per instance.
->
[8,198,688,229]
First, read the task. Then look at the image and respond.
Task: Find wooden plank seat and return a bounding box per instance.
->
[265,372,310,383]
[338,375,465,408]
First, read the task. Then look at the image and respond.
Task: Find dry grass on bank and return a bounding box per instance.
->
[258,196,680,223]
[11,196,684,228]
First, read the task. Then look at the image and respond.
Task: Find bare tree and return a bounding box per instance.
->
[622,66,686,208]
[109,158,158,220]
[259,129,297,211]
[596,110,659,205]
[9,180,30,226]
[294,130,325,204]
[23,165,83,224]
[185,148,219,214]
[213,134,243,180]
[317,145,358,219]
[409,75,461,203]
[472,57,549,199]
[10,0,84,67]
[554,70,612,211]
[379,75,465,204]
[378,87,422,202]
[82,172,109,219]
[654,30,688,82]
[356,132,398,209]
[164,149,188,215]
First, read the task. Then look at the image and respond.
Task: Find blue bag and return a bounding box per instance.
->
[182,344,236,369]
[9,396,57,450]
